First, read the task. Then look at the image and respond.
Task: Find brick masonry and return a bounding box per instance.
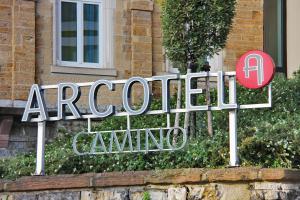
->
[0,168,300,199]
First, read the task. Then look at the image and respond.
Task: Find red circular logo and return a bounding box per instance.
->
[236,50,275,89]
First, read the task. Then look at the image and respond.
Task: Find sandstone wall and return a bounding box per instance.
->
[0,0,265,105]
[0,0,35,149]
[34,0,264,109]
[150,0,264,73]
[1,168,300,200]
[0,0,265,153]
[35,0,158,109]
[0,0,35,101]
[224,0,264,71]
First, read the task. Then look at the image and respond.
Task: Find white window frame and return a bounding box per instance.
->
[165,51,224,73]
[166,58,179,73]
[207,50,224,72]
[54,0,115,69]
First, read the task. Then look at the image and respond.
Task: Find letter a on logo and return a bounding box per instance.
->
[236,50,275,89]
[243,54,264,86]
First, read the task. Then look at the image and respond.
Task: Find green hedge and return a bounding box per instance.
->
[1,73,300,180]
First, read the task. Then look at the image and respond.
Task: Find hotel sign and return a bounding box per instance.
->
[22,50,275,175]
[236,50,275,89]
[22,72,238,123]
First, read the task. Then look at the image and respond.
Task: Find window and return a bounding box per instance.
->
[165,51,224,73]
[166,58,179,74]
[207,51,224,72]
[55,0,115,69]
[264,0,286,73]
[58,0,102,68]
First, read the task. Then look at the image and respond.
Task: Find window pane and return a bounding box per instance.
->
[264,0,283,68]
[84,4,99,63]
[61,2,77,62]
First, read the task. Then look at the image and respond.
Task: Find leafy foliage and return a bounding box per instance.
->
[1,73,300,180]
[161,0,236,70]
[143,191,151,200]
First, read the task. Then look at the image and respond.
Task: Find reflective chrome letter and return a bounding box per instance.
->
[57,83,81,120]
[90,132,107,154]
[217,71,237,109]
[89,80,115,117]
[185,73,208,111]
[72,132,89,155]
[109,130,133,153]
[244,54,264,85]
[145,128,164,152]
[22,84,48,122]
[122,77,150,115]
[166,127,187,150]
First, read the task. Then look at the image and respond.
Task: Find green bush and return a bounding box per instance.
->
[1,73,300,180]
[143,191,151,200]
[162,0,236,70]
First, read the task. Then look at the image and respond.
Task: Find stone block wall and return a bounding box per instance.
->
[1,168,300,200]
[0,0,265,106]
[0,0,35,149]
[148,0,264,73]
[34,0,264,108]
[0,0,35,101]
[35,0,157,109]
[224,0,264,71]
[0,0,266,154]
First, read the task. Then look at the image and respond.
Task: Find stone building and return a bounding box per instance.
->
[0,0,299,155]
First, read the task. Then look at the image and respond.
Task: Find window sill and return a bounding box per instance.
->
[51,66,117,77]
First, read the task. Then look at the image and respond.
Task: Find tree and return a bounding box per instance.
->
[161,0,236,137]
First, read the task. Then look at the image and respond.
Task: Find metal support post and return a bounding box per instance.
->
[127,115,131,130]
[228,76,239,167]
[268,84,272,107]
[167,113,171,128]
[88,118,91,133]
[35,121,46,175]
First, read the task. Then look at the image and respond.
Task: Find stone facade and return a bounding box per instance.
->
[1,168,300,200]
[224,0,263,71]
[0,0,35,101]
[0,0,264,106]
[0,0,265,151]
[0,0,35,149]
